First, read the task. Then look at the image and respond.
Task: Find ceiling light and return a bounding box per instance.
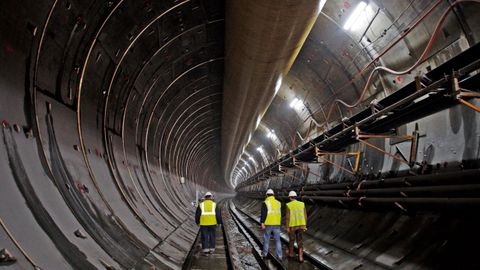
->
[274,76,283,95]
[266,129,278,141]
[343,1,367,31]
[318,0,327,15]
[290,97,299,108]
[289,97,304,110]
[257,146,264,153]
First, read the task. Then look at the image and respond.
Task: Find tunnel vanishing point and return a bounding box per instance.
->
[1,0,480,269]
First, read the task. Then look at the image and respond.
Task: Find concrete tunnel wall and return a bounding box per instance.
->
[235,95,480,268]
[0,0,228,269]
[232,1,480,268]
[1,0,480,269]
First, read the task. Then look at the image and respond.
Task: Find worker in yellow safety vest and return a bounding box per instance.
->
[260,189,282,259]
[285,190,307,262]
[195,192,221,255]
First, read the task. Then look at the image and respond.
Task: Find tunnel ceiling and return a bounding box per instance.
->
[2,0,478,190]
[17,0,478,190]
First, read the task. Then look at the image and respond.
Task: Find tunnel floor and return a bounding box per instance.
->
[181,199,386,270]
[179,195,480,270]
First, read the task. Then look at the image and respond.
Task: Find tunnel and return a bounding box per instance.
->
[1,0,480,269]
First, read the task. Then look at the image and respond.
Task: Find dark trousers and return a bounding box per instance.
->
[200,225,216,250]
[288,229,304,249]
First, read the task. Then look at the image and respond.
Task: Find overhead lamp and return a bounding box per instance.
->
[257,146,264,153]
[343,1,367,31]
[317,0,327,15]
[267,129,274,138]
[289,97,304,110]
[274,76,283,95]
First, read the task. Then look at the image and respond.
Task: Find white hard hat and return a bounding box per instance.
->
[266,189,274,195]
[288,191,297,197]
[205,191,212,197]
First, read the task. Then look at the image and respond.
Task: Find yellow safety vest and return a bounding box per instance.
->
[200,200,217,226]
[287,200,306,227]
[264,196,281,225]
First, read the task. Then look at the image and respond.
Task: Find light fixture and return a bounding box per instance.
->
[289,97,299,108]
[266,129,278,142]
[317,0,327,15]
[274,76,283,95]
[289,97,304,110]
[343,1,367,31]
[257,146,264,153]
[267,129,274,138]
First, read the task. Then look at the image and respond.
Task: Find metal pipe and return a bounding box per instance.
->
[302,169,480,191]
[301,184,480,197]
[300,196,480,207]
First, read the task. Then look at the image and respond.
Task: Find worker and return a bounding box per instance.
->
[285,190,307,262]
[260,189,282,260]
[195,192,221,255]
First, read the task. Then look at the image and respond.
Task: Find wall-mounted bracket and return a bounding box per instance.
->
[314,146,361,175]
[355,127,419,167]
[450,71,480,113]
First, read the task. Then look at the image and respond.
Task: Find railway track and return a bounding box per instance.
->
[182,201,231,270]
[183,199,332,270]
[228,200,329,270]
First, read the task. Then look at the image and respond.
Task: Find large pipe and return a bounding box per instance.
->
[302,184,480,197]
[302,169,480,191]
[222,0,325,187]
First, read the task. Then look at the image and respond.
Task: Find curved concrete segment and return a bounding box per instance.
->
[0,0,227,269]
[221,0,324,187]
[1,0,480,269]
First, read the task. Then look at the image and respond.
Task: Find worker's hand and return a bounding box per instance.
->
[260,223,266,230]
[287,227,292,233]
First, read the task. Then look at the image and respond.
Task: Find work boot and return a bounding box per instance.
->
[298,248,304,263]
[288,246,295,258]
